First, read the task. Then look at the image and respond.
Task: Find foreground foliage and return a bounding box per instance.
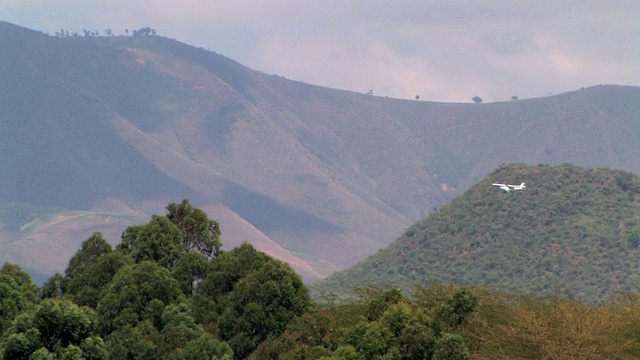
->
[0,200,306,359]
[4,199,640,359]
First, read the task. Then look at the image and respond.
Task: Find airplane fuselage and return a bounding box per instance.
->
[492,182,526,192]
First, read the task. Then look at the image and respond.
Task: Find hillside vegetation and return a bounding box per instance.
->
[315,164,640,303]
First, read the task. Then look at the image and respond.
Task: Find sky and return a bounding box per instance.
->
[2,0,639,102]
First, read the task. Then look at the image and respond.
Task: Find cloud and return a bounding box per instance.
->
[238,1,639,101]
[255,35,458,100]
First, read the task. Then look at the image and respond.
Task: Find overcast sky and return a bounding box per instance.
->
[3,0,639,102]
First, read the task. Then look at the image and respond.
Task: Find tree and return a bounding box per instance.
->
[433,333,469,360]
[216,253,310,358]
[331,345,358,360]
[336,297,439,360]
[117,216,184,268]
[1,263,38,303]
[280,308,343,350]
[104,320,162,360]
[471,96,483,104]
[34,299,98,350]
[58,345,83,360]
[357,286,403,321]
[171,252,209,296]
[415,94,421,100]
[342,322,391,359]
[65,232,113,281]
[41,273,66,300]
[79,336,108,360]
[171,334,233,360]
[628,231,640,248]
[397,316,437,360]
[197,243,270,299]
[0,274,29,332]
[166,200,222,258]
[511,95,519,101]
[1,331,39,360]
[157,302,234,358]
[160,302,202,351]
[132,27,156,37]
[27,348,55,360]
[96,261,181,335]
[104,303,232,359]
[437,287,478,328]
[65,252,133,308]
[0,299,101,359]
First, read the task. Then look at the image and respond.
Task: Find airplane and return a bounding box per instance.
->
[492,182,526,192]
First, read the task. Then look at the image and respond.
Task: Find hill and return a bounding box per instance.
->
[1,20,640,281]
[313,164,640,303]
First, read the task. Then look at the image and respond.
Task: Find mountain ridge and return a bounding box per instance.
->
[0,20,639,281]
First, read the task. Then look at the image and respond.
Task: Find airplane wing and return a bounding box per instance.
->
[492,183,506,187]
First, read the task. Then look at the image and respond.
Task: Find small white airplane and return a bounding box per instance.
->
[492,182,526,192]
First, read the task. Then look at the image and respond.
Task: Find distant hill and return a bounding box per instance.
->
[1,20,639,281]
[314,164,640,303]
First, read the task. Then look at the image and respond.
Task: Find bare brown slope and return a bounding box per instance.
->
[201,203,323,281]
[107,43,410,270]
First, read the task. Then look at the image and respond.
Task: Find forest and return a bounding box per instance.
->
[316,164,640,304]
[3,200,640,359]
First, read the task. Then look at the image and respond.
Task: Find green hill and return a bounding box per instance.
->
[314,164,640,303]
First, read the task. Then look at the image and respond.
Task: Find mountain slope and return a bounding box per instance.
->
[314,164,640,302]
[1,20,639,281]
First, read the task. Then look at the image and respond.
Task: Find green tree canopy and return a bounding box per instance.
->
[160,302,202,352]
[41,273,66,300]
[34,299,98,350]
[96,261,181,335]
[1,263,38,303]
[217,256,310,358]
[103,320,162,360]
[0,275,29,333]
[65,232,112,281]
[437,288,478,328]
[117,216,184,268]
[169,333,233,360]
[0,299,100,360]
[197,243,270,299]
[433,333,469,360]
[65,252,133,308]
[166,200,222,258]
[79,336,108,360]
[171,252,209,297]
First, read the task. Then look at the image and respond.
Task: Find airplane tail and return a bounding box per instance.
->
[521,182,525,187]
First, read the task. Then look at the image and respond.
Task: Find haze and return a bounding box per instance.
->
[3,1,638,102]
